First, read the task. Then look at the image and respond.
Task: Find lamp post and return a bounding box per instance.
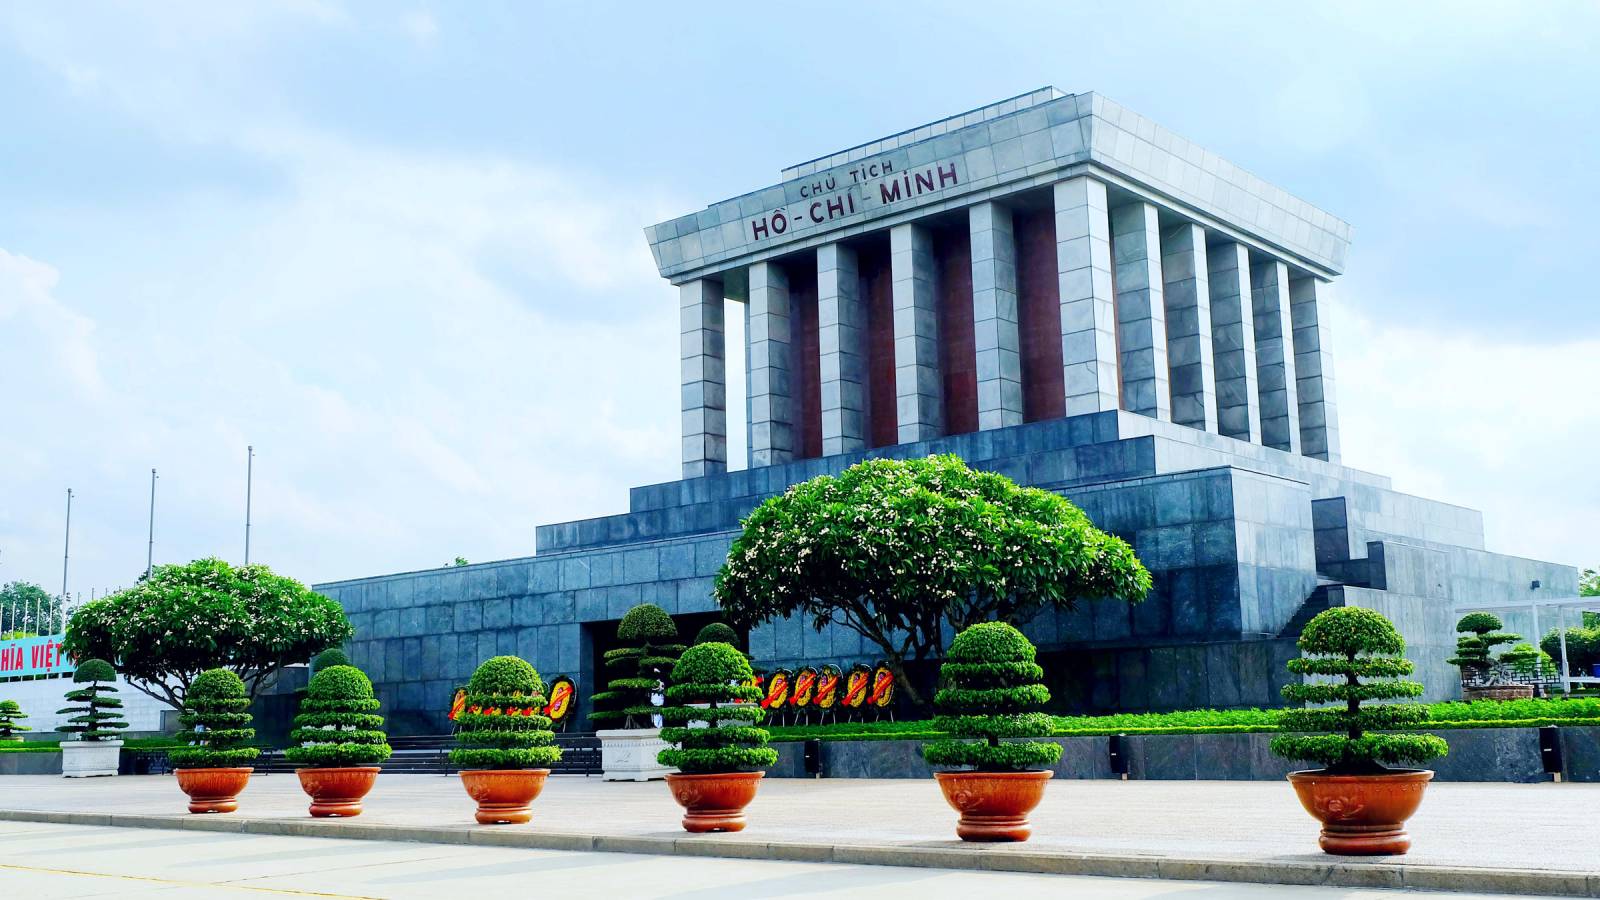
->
[147,468,158,578]
[61,487,73,629]
[244,446,254,565]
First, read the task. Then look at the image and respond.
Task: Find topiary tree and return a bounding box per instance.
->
[1271,607,1448,775]
[285,665,392,768]
[1499,642,1553,679]
[56,658,128,742]
[63,558,353,710]
[0,700,30,738]
[658,642,776,773]
[449,656,562,770]
[589,603,684,729]
[312,648,351,672]
[694,622,739,647]
[716,455,1151,709]
[1447,612,1521,685]
[168,668,261,769]
[922,622,1062,771]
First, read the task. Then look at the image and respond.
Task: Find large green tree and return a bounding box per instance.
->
[63,558,352,710]
[1,581,61,637]
[715,455,1151,709]
[1581,567,1598,598]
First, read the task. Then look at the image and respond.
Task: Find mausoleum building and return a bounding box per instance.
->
[317,89,1577,734]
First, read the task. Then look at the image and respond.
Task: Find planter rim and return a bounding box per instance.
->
[458,768,552,776]
[595,727,662,737]
[174,766,255,774]
[294,765,382,773]
[933,769,1054,779]
[664,770,765,781]
[63,739,123,746]
[1287,768,1434,783]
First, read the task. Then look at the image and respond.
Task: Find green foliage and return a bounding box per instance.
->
[1542,625,1600,676]
[284,665,392,768]
[1271,607,1446,773]
[694,622,739,647]
[922,622,1062,772]
[589,603,683,729]
[62,558,353,711]
[0,699,30,738]
[657,642,776,773]
[449,656,561,770]
[55,658,127,742]
[0,581,60,636]
[168,668,261,769]
[1447,612,1522,682]
[312,648,351,671]
[1580,568,1598,598]
[714,455,1151,710]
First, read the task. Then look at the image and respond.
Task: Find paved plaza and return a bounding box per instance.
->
[0,774,1595,896]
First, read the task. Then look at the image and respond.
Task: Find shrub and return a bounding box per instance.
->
[1447,612,1521,683]
[921,622,1062,771]
[658,642,776,773]
[312,648,351,672]
[1542,625,1600,676]
[168,669,261,769]
[284,665,392,768]
[694,622,739,647]
[449,656,562,770]
[1270,607,1448,774]
[56,658,128,743]
[589,603,684,729]
[0,700,29,738]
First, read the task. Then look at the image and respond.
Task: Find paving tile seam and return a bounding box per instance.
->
[1,808,1594,898]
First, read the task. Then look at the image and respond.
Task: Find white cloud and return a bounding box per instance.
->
[0,249,102,395]
[399,10,437,45]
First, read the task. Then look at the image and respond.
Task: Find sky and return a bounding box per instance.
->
[0,1,1595,600]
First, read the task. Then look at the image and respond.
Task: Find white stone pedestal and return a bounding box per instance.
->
[62,740,121,778]
[596,728,674,782]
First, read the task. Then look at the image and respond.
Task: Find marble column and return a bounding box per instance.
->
[817,243,868,455]
[890,222,943,442]
[1054,177,1119,416]
[680,278,726,478]
[1206,240,1260,443]
[746,261,794,467]
[1250,257,1301,454]
[1289,274,1342,463]
[1109,201,1170,420]
[1161,222,1218,433]
[969,202,1023,430]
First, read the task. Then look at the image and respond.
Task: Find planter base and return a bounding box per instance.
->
[1288,768,1434,856]
[934,770,1052,842]
[175,767,253,814]
[296,767,380,817]
[61,740,122,778]
[666,771,764,833]
[596,728,675,781]
[1463,685,1535,701]
[460,769,549,824]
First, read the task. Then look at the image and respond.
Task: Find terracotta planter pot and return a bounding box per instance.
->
[933,769,1052,842]
[1288,768,1434,855]
[174,767,253,814]
[665,771,764,833]
[296,766,380,817]
[459,769,550,824]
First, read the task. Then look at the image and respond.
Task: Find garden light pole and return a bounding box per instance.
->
[147,468,158,578]
[244,446,254,565]
[61,486,73,600]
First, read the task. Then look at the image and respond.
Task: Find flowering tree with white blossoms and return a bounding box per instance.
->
[714,455,1151,710]
[63,558,352,710]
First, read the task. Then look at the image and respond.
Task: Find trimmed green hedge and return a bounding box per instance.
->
[169,668,261,768]
[284,665,392,768]
[658,642,777,773]
[449,656,561,770]
[923,623,1062,771]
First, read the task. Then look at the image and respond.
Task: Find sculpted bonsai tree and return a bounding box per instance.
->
[589,603,684,729]
[285,666,392,768]
[0,700,30,738]
[449,656,562,770]
[63,558,353,710]
[312,648,351,672]
[168,668,261,770]
[56,658,128,742]
[658,642,776,773]
[1447,612,1521,685]
[716,455,1151,709]
[1271,607,1448,775]
[922,622,1062,771]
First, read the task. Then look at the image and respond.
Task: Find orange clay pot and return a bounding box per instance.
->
[665,771,764,833]
[1288,769,1434,855]
[933,769,1052,842]
[296,766,380,818]
[459,769,549,824]
[174,767,253,814]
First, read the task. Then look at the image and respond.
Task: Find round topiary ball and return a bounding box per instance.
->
[945,620,1038,664]
[1298,606,1405,657]
[1455,612,1503,633]
[73,658,116,684]
[313,647,351,671]
[618,603,677,642]
[694,622,739,646]
[672,642,752,686]
[304,664,376,701]
[468,655,543,696]
[189,667,247,699]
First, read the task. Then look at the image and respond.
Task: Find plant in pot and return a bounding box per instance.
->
[56,658,128,777]
[1271,606,1449,855]
[658,641,776,833]
[0,699,31,739]
[1448,612,1530,699]
[921,622,1061,842]
[285,664,392,817]
[168,668,260,813]
[450,655,561,824]
[590,603,683,781]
